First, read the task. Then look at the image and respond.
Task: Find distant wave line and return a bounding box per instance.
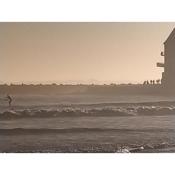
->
[0,128,174,135]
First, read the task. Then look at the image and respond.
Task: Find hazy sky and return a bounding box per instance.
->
[1,22,175,84]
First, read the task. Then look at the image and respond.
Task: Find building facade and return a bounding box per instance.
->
[157,28,175,88]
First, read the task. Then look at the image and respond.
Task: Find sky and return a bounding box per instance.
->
[1,22,175,84]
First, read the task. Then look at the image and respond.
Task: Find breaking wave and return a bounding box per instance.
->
[1,105,175,119]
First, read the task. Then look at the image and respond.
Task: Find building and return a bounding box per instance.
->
[157,28,175,88]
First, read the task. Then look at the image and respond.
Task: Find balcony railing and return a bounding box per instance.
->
[157,62,164,67]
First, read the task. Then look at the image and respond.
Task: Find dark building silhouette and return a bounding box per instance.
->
[157,28,175,88]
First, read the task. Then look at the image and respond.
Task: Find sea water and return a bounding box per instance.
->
[1,94,175,152]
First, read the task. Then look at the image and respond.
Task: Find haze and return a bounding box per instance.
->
[1,22,175,84]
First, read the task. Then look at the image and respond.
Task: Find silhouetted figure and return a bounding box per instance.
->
[156,79,160,84]
[6,95,12,107]
[153,80,155,85]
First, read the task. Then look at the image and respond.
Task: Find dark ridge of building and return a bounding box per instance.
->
[157,28,175,90]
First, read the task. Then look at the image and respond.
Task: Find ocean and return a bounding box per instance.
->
[1,94,175,153]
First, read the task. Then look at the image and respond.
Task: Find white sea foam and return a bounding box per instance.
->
[1,104,175,119]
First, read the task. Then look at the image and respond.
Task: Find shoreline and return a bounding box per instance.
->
[0,127,175,153]
[1,142,174,153]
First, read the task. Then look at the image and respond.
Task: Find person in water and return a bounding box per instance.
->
[6,95,12,107]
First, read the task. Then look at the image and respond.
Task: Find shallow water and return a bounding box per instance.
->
[1,114,175,152]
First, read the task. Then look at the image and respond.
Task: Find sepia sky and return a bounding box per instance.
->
[1,22,175,84]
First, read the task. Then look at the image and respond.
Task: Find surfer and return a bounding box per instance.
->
[6,94,12,107]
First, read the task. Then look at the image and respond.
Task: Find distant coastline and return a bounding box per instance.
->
[0,83,172,95]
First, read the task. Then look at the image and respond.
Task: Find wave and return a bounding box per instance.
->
[1,105,175,120]
[0,108,134,119]
[1,127,175,135]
